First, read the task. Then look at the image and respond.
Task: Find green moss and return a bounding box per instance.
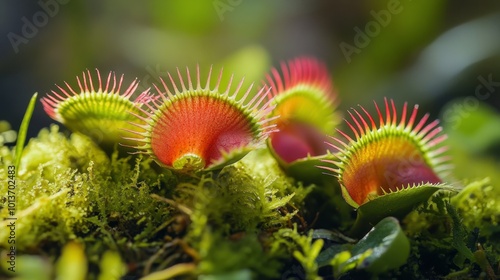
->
[271,225,323,280]
[170,148,315,277]
[0,125,175,260]
[18,125,110,180]
[197,230,283,278]
[180,148,313,242]
[0,126,104,250]
[451,178,500,240]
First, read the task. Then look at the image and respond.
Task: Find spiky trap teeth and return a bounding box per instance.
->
[41,69,152,149]
[126,65,276,172]
[264,57,340,165]
[320,98,452,208]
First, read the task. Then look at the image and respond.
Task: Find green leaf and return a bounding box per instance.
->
[317,218,409,277]
[14,92,38,173]
[350,217,410,275]
[349,183,453,237]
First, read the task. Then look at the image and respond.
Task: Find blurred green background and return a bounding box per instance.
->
[1,0,500,180]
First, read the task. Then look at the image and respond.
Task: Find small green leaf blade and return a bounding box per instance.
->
[14,92,38,172]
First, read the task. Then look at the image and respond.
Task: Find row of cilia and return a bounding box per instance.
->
[41,57,452,228]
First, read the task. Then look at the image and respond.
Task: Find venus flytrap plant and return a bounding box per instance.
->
[319,98,455,236]
[125,65,277,172]
[7,58,498,279]
[41,69,153,150]
[264,57,341,182]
